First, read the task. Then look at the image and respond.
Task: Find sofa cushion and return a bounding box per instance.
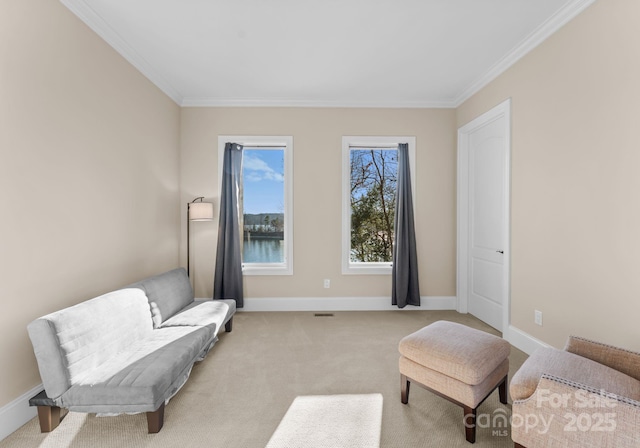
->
[129,268,194,328]
[27,288,153,399]
[510,347,640,402]
[60,325,214,413]
[218,298,236,323]
[161,300,232,337]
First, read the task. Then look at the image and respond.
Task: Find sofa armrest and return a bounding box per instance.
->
[564,336,640,381]
[511,374,640,448]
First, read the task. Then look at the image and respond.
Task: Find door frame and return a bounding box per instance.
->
[457,98,511,336]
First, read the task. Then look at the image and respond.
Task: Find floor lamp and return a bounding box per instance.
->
[187,197,214,282]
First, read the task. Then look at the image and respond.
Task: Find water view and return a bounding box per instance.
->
[242,238,284,263]
[241,148,286,264]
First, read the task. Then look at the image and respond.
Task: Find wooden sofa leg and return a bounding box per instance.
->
[514,444,526,448]
[400,374,410,404]
[37,405,61,432]
[147,402,165,433]
[463,405,476,443]
[225,316,233,332]
[499,375,508,404]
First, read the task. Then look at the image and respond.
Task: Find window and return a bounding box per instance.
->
[218,136,293,275]
[342,136,416,275]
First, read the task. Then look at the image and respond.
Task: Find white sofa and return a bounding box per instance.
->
[27,268,235,433]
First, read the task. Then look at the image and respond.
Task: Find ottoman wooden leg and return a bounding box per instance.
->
[463,405,477,443]
[400,374,410,404]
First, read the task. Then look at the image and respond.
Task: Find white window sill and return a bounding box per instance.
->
[342,263,393,275]
[243,264,292,276]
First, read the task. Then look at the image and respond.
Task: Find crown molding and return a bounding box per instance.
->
[180,97,456,109]
[453,0,597,107]
[62,0,595,109]
[61,0,183,105]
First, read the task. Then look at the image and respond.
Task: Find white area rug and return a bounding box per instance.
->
[265,394,383,448]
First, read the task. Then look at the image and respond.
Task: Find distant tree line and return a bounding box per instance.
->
[243,213,284,233]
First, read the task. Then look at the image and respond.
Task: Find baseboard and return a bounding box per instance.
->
[241,296,457,312]
[0,383,41,442]
[505,325,551,355]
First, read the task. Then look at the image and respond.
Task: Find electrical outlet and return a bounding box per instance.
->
[534,310,543,326]
[323,279,330,289]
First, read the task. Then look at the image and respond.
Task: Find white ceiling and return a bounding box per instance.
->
[61,0,595,108]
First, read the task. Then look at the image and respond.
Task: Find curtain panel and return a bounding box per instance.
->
[213,142,244,307]
[392,143,421,308]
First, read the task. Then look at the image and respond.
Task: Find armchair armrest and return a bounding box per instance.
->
[565,336,640,381]
[511,374,640,448]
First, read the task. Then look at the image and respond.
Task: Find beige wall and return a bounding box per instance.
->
[0,0,181,407]
[180,108,457,300]
[457,0,640,351]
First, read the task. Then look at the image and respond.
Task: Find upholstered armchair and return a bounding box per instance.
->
[510,336,640,448]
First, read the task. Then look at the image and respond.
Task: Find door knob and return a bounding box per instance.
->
[496,250,504,254]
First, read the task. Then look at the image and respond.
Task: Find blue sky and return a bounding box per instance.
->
[242,149,285,215]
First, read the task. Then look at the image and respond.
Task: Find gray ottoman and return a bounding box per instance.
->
[399,320,510,443]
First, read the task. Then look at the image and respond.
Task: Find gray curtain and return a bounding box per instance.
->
[392,143,421,308]
[214,143,244,308]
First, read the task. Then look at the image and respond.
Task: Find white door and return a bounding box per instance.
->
[457,100,510,332]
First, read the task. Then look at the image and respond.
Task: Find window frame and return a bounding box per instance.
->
[218,135,293,276]
[341,136,416,275]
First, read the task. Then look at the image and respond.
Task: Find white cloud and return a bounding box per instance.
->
[243,154,284,182]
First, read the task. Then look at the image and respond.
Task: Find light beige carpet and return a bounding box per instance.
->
[1,310,528,448]
[265,394,383,448]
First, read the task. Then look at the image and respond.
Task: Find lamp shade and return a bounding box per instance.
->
[189,202,214,221]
